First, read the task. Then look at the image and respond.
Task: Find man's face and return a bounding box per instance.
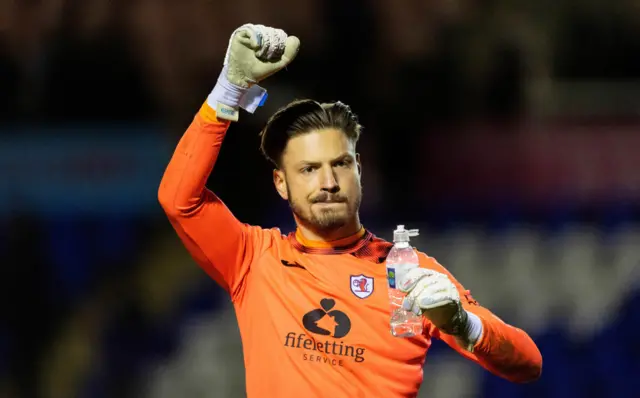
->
[275,128,362,233]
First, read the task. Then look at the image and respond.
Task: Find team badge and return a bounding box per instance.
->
[350,274,374,299]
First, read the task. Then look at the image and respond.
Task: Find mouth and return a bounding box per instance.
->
[312,196,345,203]
[311,194,347,205]
[314,201,345,206]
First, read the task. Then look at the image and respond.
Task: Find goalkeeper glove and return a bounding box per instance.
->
[208,24,300,121]
[398,268,483,351]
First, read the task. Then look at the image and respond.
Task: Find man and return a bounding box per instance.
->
[158,24,542,397]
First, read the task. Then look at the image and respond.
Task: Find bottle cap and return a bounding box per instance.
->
[393,225,419,243]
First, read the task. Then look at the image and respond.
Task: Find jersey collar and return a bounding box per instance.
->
[288,227,371,255]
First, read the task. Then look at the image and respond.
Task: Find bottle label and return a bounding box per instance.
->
[387,268,396,289]
[386,263,419,291]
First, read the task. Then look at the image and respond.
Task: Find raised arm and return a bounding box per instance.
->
[158,24,300,300]
[158,104,262,299]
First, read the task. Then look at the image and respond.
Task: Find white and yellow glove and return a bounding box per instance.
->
[208,24,300,121]
[398,268,483,351]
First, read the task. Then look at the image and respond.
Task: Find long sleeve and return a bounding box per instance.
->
[158,103,271,300]
[420,253,543,383]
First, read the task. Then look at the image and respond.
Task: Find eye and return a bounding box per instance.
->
[301,166,316,174]
[334,159,351,168]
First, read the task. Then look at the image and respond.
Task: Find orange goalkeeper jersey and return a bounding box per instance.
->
[158,103,542,398]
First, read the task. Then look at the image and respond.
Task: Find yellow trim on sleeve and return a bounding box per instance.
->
[199,101,220,123]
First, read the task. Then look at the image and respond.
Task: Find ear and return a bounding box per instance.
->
[356,153,362,176]
[273,169,288,200]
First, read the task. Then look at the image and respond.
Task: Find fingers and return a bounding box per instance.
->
[397,267,434,293]
[234,28,261,50]
[233,24,290,58]
[401,271,460,315]
[279,35,300,66]
[418,294,456,310]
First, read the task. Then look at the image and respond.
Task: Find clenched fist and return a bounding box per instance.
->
[208,24,300,121]
[225,24,300,87]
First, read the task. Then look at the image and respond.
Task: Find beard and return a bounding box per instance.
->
[287,185,362,233]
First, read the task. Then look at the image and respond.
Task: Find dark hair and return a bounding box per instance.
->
[259,99,363,168]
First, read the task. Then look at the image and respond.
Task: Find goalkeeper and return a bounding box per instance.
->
[158,24,542,397]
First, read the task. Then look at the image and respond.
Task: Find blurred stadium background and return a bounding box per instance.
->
[1,1,640,397]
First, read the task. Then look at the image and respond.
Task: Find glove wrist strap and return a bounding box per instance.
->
[451,310,483,352]
[207,67,268,121]
[439,306,467,335]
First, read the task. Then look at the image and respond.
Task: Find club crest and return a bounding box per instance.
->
[350,274,374,299]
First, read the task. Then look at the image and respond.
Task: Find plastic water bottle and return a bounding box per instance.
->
[386,225,423,337]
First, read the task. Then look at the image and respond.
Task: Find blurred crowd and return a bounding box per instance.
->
[1,1,640,397]
[2,0,639,129]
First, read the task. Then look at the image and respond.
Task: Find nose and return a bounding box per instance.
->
[319,167,340,194]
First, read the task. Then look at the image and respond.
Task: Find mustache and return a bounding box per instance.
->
[310,192,347,203]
